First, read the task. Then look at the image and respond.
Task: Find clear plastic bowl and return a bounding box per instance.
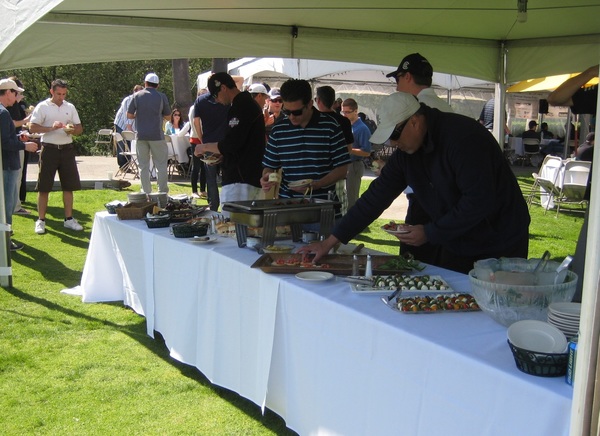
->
[468,258,578,327]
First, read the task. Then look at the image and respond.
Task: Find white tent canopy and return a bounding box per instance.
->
[1,1,600,434]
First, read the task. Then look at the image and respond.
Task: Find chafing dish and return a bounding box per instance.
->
[222,198,338,247]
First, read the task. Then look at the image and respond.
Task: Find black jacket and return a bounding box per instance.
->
[335,106,530,258]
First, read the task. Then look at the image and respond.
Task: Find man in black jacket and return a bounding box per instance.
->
[195,72,265,213]
[302,92,531,274]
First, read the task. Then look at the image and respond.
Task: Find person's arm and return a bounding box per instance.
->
[309,164,349,190]
[547,65,599,107]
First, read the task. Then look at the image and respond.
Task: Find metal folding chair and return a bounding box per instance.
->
[113,132,140,179]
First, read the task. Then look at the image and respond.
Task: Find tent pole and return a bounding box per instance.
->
[493,43,508,148]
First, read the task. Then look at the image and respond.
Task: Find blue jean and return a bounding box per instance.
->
[3,169,19,225]
[205,163,220,211]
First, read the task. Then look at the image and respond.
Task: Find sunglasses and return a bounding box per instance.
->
[389,121,408,141]
[173,113,181,116]
[282,105,305,117]
[394,72,407,84]
[270,98,283,103]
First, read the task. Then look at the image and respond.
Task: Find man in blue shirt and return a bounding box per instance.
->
[341,98,371,209]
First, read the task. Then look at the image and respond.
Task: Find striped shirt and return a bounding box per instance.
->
[263,109,351,200]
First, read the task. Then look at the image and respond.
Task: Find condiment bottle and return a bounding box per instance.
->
[352,255,360,276]
[365,254,373,278]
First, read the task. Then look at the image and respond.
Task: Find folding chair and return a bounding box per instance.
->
[113,132,140,179]
[95,128,114,155]
[554,160,591,216]
[528,155,563,212]
[166,136,187,180]
[521,138,542,167]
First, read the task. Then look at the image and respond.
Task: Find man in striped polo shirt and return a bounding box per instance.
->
[261,79,351,219]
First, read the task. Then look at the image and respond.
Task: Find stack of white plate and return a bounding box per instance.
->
[547,302,581,339]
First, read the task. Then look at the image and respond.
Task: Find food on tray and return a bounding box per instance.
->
[372,274,450,291]
[377,255,424,272]
[382,221,410,234]
[395,293,479,313]
[263,244,294,253]
[270,254,330,269]
[272,199,311,206]
[216,222,236,236]
[63,123,75,134]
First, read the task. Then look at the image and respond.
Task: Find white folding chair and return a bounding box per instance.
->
[95,128,114,155]
[113,132,140,179]
[166,136,187,180]
[554,160,591,216]
[529,156,563,212]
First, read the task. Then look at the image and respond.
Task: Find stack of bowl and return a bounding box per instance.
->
[148,192,168,208]
[127,192,148,204]
[507,320,569,377]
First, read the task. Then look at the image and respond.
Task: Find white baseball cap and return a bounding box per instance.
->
[144,73,159,84]
[0,78,24,92]
[370,92,421,144]
[248,84,268,95]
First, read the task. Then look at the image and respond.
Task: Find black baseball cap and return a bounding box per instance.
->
[386,53,433,79]
[207,72,235,97]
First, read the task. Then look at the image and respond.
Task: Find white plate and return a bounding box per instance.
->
[381,225,410,235]
[507,320,568,354]
[288,179,312,188]
[189,236,218,244]
[548,302,581,317]
[295,271,334,281]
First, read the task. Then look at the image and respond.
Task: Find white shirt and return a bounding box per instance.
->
[31,98,81,145]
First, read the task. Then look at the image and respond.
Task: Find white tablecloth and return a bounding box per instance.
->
[78,212,573,435]
[508,137,523,155]
[169,134,190,164]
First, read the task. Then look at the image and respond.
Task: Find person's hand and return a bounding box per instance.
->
[265,114,275,126]
[372,159,386,176]
[194,143,205,157]
[395,224,427,246]
[24,141,38,153]
[52,121,64,130]
[296,235,339,263]
[260,173,276,192]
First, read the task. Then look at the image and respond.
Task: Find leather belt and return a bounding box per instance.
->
[42,142,73,150]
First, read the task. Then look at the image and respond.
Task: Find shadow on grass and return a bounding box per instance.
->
[12,243,81,287]
[2,285,296,435]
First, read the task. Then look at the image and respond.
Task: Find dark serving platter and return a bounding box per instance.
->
[251,253,415,275]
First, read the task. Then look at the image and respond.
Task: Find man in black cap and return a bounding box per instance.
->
[195,72,265,213]
[384,53,452,265]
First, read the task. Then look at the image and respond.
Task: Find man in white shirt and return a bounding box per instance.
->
[30,79,84,234]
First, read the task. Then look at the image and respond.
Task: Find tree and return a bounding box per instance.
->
[5,58,212,154]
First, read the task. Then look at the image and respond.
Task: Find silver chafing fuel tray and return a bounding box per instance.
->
[222,199,338,248]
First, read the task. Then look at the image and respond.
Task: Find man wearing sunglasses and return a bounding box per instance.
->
[301,92,530,274]
[261,79,351,219]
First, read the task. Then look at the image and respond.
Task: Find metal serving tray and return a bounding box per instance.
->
[222,199,338,247]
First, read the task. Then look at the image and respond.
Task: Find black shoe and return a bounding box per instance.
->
[10,240,24,251]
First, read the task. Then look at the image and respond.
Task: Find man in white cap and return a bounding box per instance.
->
[127,73,171,193]
[248,83,269,117]
[0,79,39,247]
[301,92,531,274]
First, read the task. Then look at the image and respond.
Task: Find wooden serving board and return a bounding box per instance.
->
[250,253,412,275]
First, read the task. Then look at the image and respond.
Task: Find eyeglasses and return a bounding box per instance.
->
[341,110,356,115]
[270,98,283,103]
[389,121,408,141]
[282,105,306,117]
[173,113,181,116]
[394,72,407,84]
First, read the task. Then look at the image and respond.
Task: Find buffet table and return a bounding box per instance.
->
[78,212,573,435]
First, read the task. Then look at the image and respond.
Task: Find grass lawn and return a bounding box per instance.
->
[0,173,583,434]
